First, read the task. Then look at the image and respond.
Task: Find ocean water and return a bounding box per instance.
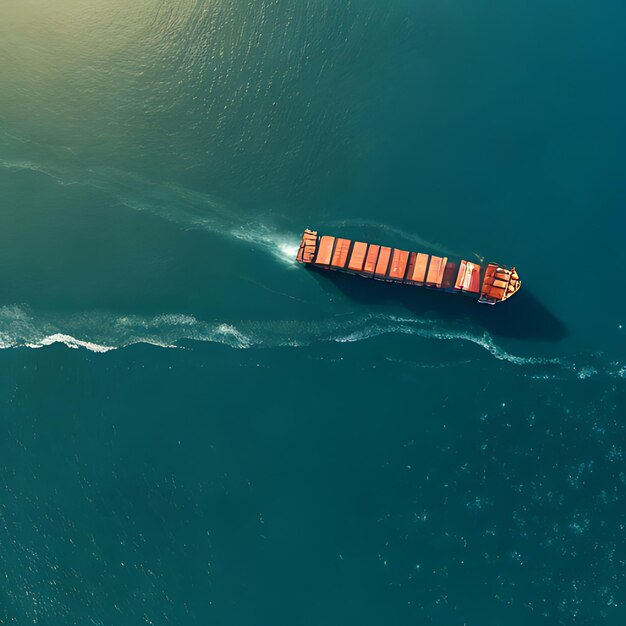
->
[0,1,625,624]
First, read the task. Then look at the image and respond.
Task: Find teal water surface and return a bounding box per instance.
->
[0,1,625,624]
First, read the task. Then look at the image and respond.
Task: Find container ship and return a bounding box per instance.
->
[296,228,521,305]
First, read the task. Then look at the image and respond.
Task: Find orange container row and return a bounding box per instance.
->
[311,235,480,292]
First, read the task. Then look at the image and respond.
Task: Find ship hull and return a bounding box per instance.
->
[296,229,521,305]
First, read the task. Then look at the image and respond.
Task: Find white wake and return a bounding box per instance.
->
[0,305,623,381]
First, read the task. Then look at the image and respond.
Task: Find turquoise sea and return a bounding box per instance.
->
[1,1,625,624]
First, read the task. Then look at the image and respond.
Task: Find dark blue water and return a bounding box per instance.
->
[0,1,625,624]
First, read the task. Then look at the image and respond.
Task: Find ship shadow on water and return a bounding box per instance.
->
[309,268,568,342]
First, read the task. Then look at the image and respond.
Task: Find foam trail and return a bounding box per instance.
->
[84,167,303,267]
[0,154,301,267]
[0,158,71,186]
[229,223,300,267]
[26,334,114,353]
[0,305,618,381]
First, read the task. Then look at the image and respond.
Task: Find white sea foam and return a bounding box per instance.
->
[577,366,598,380]
[0,306,614,383]
[25,334,115,353]
[612,364,625,379]
[230,223,300,267]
